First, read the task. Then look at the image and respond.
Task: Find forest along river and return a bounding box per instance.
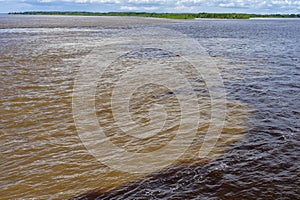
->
[0,15,299,199]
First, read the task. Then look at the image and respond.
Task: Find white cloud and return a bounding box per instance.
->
[120,5,138,10]
[38,0,53,2]
[127,0,167,3]
[272,0,300,6]
[31,0,300,13]
[38,0,121,3]
[120,5,158,10]
[219,2,236,7]
[35,0,300,7]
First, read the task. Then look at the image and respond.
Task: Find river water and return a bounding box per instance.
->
[0,15,299,199]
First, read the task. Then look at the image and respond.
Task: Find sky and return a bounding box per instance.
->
[1,0,300,14]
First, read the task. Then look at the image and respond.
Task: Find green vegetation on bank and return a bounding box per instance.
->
[9,11,300,19]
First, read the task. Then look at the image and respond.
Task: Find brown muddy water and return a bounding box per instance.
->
[0,15,299,199]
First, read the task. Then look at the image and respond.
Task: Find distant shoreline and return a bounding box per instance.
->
[9,11,300,20]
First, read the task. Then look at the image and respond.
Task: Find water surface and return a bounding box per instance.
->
[0,16,299,199]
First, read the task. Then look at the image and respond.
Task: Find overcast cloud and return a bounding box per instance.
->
[1,0,299,13]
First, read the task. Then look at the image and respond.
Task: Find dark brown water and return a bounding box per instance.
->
[0,15,299,199]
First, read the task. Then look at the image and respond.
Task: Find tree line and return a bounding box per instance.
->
[9,11,300,19]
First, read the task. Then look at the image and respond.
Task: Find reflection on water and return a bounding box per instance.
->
[0,16,299,199]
